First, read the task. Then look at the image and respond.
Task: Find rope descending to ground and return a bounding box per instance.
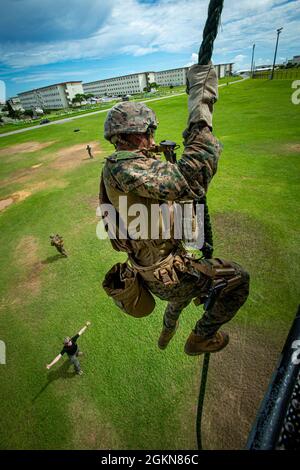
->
[195,0,225,451]
[198,0,224,65]
[196,352,211,450]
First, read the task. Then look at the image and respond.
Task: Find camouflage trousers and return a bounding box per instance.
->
[146,259,250,339]
[69,348,81,373]
[55,245,67,257]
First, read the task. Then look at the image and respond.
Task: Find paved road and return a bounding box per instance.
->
[0,78,247,139]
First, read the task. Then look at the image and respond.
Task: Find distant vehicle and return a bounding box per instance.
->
[122,95,130,101]
[39,118,50,125]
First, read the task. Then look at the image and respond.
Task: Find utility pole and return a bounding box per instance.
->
[251,44,256,77]
[270,27,283,80]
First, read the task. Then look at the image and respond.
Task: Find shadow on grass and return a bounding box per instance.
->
[0,361,78,448]
[41,254,66,264]
[32,360,77,403]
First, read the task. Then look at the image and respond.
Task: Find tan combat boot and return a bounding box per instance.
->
[184,330,229,356]
[158,321,179,350]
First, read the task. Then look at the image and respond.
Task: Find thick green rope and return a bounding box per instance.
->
[198,0,224,260]
[198,0,224,65]
[196,352,211,449]
[196,0,224,452]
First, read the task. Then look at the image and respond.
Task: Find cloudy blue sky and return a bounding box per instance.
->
[0,0,299,98]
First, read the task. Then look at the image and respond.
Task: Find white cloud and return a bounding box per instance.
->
[0,0,299,69]
[231,54,249,71]
[0,0,112,42]
[11,70,92,84]
[185,53,199,67]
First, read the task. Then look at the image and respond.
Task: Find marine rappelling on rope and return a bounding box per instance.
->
[100,0,250,447]
[193,0,225,450]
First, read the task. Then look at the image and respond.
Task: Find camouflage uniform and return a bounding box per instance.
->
[86,144,93,159]
[101,65,249,339]
[50,234,67,257]
[101,126,249,338]
[147,261,249,338]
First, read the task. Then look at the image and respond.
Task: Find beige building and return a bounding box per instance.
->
[154,64,233,86]
[18,81,84,110]
[17,62,234,110]
[288,55,300,65]
[7,96,24,112]
[83,63,234,97]
[216,63,234,78]
[151,67,187,87]
[83,73,148,97]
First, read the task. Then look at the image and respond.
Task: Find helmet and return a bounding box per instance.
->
[104,102,158,141]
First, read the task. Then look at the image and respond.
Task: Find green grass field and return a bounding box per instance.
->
[0,101,119,135]
[253,68,300,80]
[0,78,243,135]
[0,79,299,450]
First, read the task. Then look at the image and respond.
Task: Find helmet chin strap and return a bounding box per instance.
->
[111,134,129,149]
[111,133,160,158]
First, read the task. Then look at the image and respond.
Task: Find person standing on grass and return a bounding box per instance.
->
[86,144,94,159]
[46,322,91,376]
[50,234,68,257]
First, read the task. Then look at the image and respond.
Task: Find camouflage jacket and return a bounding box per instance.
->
[50,235,64,247]
[101,124,222,266]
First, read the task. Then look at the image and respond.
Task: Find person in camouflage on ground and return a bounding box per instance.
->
[86,144,94,159]
[50,234,68,257]
[100,62,250,355]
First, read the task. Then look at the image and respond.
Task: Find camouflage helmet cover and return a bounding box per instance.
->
[104,102,158,141]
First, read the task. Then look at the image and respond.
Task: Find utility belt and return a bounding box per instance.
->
[185,257,242,291]
[102,253,242,318]
[183,257,243,306]
[129,253,242,290]
[128,252,187,287]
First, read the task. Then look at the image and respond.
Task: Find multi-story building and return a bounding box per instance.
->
[7,97,24,112]
[83,63,234,98]
[288,55,300,65]
[16,63,234,110]
[18,81,84,110]
[151,67,187,87]
[83,73,148,97]
[215,63,234,78]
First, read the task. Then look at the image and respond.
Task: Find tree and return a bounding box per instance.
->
[144,82,159,93]
[23,109,34,118]
[149,82,159,90]
[72,93,87,105]
[6,101,23,119]
[286,62,296,69]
